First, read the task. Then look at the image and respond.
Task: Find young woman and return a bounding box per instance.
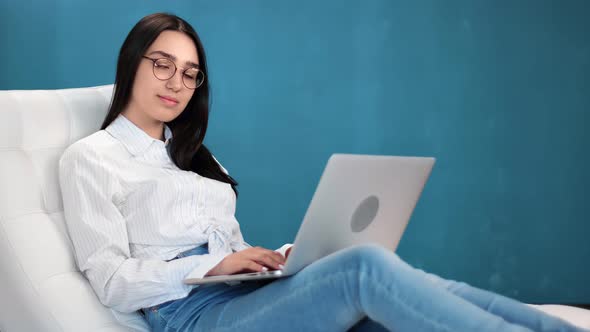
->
[59,13,587,332]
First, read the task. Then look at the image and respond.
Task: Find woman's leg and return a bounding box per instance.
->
[418,270,583,332]
[349,317,389,332]
[186,244,582,332]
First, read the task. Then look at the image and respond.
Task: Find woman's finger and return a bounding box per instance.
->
[242,247,285,270]
[243,260,266,273]
[251,247,286,265]
[253,253,284,270]
[270,250,287,263]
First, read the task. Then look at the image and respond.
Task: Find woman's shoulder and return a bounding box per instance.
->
[60,130,120,167]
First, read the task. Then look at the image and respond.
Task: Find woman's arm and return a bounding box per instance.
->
[59,142,229,313]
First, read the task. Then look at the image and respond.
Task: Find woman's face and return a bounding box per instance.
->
[126,30,199,125]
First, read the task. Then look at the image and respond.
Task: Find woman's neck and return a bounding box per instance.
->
[121,110,165,141]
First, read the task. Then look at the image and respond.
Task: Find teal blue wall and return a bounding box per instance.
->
[1,1,588,303]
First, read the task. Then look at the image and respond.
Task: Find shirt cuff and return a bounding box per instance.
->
[275,243,293,257]
[177,253,229,286]
[162,252,229,297]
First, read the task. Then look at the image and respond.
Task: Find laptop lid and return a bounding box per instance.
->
[282,154,435,275]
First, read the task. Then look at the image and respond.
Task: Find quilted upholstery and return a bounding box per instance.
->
[0,84,588,331]
[0,85,149,332]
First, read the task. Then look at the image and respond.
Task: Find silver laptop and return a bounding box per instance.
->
[184,154,435,285]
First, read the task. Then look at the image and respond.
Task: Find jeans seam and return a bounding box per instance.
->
[147,306,174,332]
[212,272,350,332]
[361,271,455,332]
[211,269,456,332]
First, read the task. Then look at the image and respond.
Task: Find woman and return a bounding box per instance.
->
[59,12,586,332]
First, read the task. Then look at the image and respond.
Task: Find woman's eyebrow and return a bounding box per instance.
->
[147,50,200,68]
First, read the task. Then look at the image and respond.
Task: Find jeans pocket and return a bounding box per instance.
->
[144,306,173,332]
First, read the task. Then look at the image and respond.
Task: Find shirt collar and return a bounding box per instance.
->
[105,114,173,156]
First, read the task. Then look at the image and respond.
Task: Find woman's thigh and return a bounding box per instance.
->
[190,245,556,332]
[150,281,268,332]
[189,246,387,332]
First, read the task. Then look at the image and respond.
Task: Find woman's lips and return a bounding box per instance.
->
[158,95,179,106]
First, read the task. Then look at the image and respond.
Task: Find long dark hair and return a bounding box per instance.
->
[101,13,238,196]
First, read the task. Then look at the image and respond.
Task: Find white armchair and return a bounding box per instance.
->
[0,85,588,331]
[0,85,149,332]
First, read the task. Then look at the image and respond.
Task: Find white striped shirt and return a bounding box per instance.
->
[59,114,260,313]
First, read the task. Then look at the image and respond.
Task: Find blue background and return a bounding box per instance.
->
[1,0,588,304]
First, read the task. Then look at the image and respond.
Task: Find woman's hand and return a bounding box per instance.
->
[205,246,287,276]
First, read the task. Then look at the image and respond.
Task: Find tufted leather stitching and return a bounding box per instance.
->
[26,148,50,214]
[0,210,46,224]
[0,146,69,152]
[6,91,25,149]
[55,88,74,146]
[0,217,66,332]
[1,210,64,226]
[0,146,64,215]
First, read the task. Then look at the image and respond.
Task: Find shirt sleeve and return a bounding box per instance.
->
[59,143,229,313]
[275,244,293,257]
[211,154,253,252]
[230,225,253,252]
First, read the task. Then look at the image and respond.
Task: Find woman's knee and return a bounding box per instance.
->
[307,244,406,285]
[339,244,401,271]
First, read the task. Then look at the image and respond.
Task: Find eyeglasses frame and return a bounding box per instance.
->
[141,55,205,90]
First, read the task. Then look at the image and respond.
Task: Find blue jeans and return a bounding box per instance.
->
[143,244,587,332]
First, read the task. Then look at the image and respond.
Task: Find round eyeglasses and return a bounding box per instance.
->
[141,56,205,90]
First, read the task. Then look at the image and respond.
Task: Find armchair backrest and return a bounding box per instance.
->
[0,85,149,332]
